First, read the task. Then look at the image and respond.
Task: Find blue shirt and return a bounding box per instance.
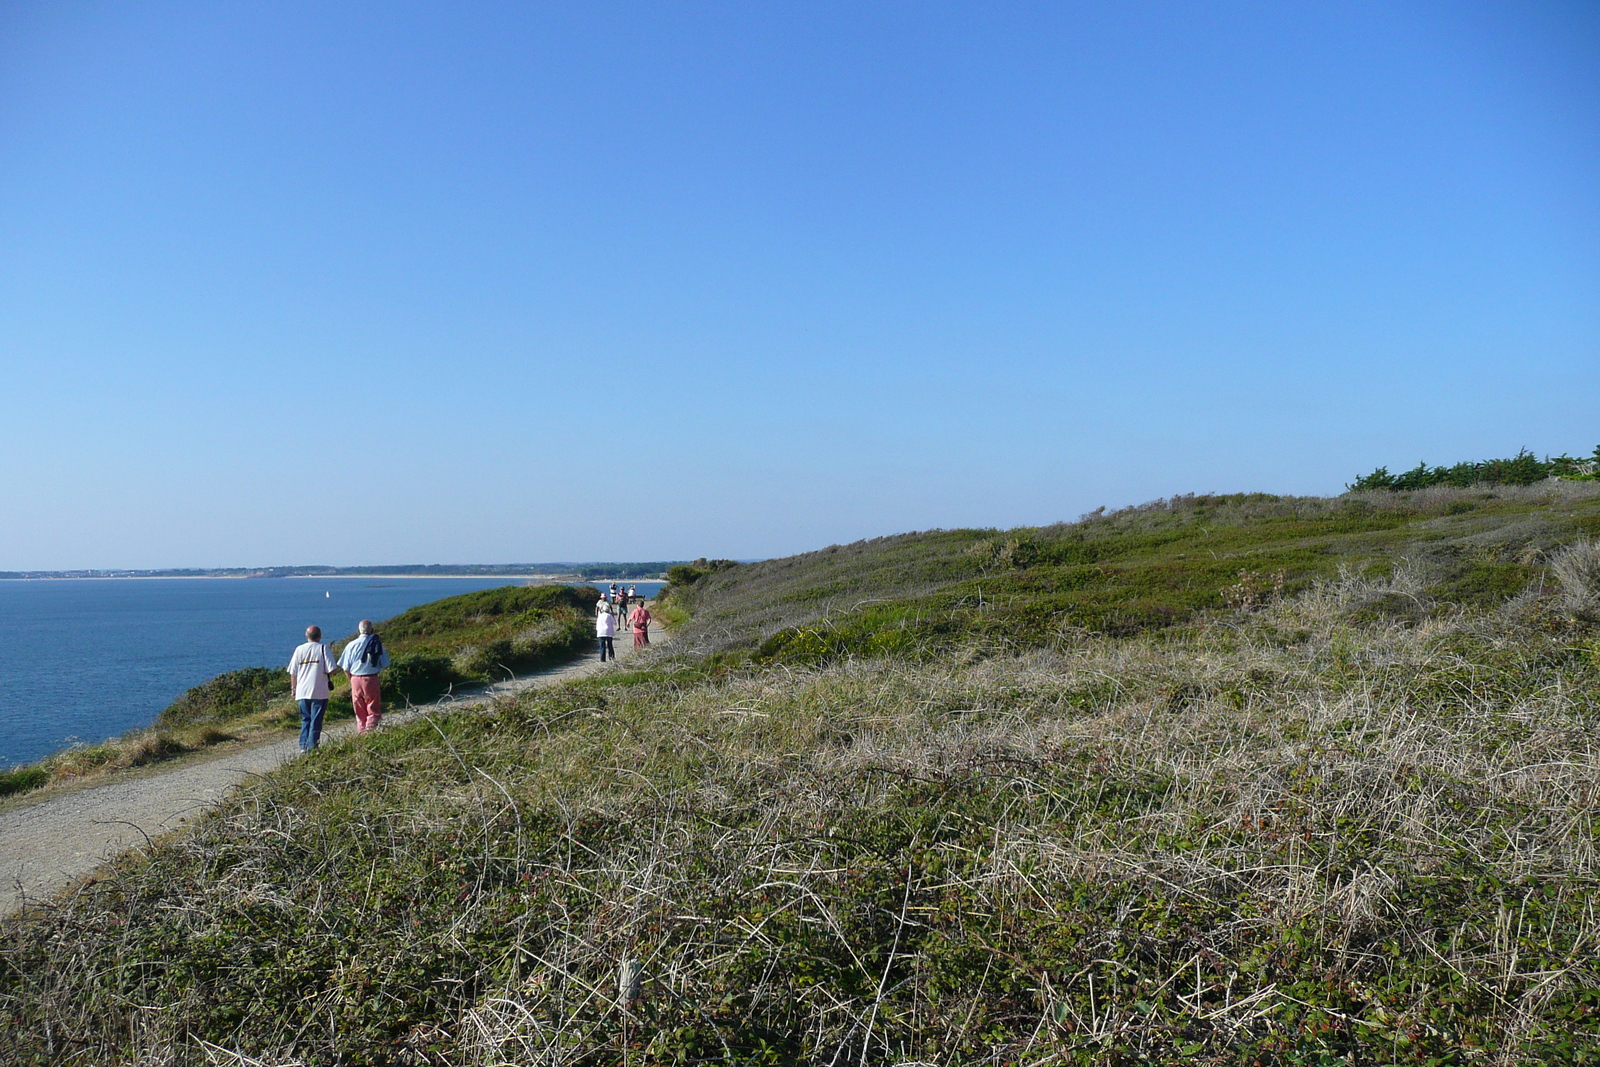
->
[338,634,390,676]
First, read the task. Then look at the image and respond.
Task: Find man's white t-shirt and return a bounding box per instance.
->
[596,612,617,638]
[288,641,337,700]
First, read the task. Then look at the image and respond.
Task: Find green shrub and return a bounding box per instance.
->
[155,667,290,728]
[506,617,591,671]
[1349,446,1600,491]
[379,653,462,708]
[665,558,739,586]
[373,584,595,647]
[0,765,48,797]
[452,638,515,679]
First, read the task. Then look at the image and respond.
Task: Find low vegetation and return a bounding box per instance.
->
[0,584,597,801]
[1348,447,1600,491]
[4,486,1600,1064]
[668,480,1600,652]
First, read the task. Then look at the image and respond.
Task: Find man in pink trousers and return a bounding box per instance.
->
[337,619,390,733]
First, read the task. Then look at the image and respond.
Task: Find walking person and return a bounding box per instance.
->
[337,619,389,734]
[596,603,618,662]
[288,626,340,751]
[629,600,652,648]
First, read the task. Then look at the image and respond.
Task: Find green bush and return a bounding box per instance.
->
[1350,446,1600,491]
[374,584,595,647]
[665,558,739,586]
[379,653,462,708]
[452,639,515,680]
[0,765,48,797]
[155,667,291,728]
[506,618,591,671]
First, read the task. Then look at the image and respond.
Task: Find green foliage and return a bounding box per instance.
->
[358,583,595,685]
[378,652,461,707]
[0,765,48,797]
[664,557,740,587]
[155,666,291,728]
[1428,560,1540,608]
[680,488,1600,665]
[1350,446,1600,491]
[373,583,594,647]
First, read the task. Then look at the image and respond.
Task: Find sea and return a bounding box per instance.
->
[0,576,664,768]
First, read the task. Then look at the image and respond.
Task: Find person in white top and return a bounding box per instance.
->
[596,606,617,662]
[287,625,341,751]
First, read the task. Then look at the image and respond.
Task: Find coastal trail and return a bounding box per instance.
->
[0,618,668,916]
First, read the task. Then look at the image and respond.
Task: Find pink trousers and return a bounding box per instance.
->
[351,674,382,733]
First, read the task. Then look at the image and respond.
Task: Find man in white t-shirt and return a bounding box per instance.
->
[287,625,341,751]
[596,606,617,662]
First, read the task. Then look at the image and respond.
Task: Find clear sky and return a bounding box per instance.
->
[1,1,1596,569]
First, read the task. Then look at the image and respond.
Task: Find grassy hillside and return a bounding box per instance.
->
[666,481,1600,656]
[4,485,1600,1065]
[0,584,596,800]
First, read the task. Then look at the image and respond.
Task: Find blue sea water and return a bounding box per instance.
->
[0,577,663,767]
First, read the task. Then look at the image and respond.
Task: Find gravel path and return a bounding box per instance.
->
[0,620,666,916]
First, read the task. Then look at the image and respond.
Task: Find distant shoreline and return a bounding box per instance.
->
[0,574,569,582]
[0,574,667,582]
[0,564,680,582]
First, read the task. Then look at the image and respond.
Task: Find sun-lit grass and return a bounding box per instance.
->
[4,488,1600,1063]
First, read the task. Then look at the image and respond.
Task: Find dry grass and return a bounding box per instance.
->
[1552,539,1600,621]
[6,561,1598,1064]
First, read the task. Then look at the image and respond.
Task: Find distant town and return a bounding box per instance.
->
[0,563,683,581]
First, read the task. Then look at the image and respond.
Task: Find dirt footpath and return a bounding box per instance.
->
[0,620,666,916]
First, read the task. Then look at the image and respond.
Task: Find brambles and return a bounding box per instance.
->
[664,558,739,587]
[965,535,1036,573]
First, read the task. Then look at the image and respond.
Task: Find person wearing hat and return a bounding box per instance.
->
[596,601,618,661]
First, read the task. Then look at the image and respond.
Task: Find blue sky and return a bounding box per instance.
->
[0,1,1595,568]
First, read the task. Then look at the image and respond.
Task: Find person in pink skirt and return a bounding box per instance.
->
[337,619,390,734]
[629,601,652,648]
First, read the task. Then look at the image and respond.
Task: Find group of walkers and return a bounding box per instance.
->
[285,584,652,754]
[596,583,651,661]
[286,620,389,752]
